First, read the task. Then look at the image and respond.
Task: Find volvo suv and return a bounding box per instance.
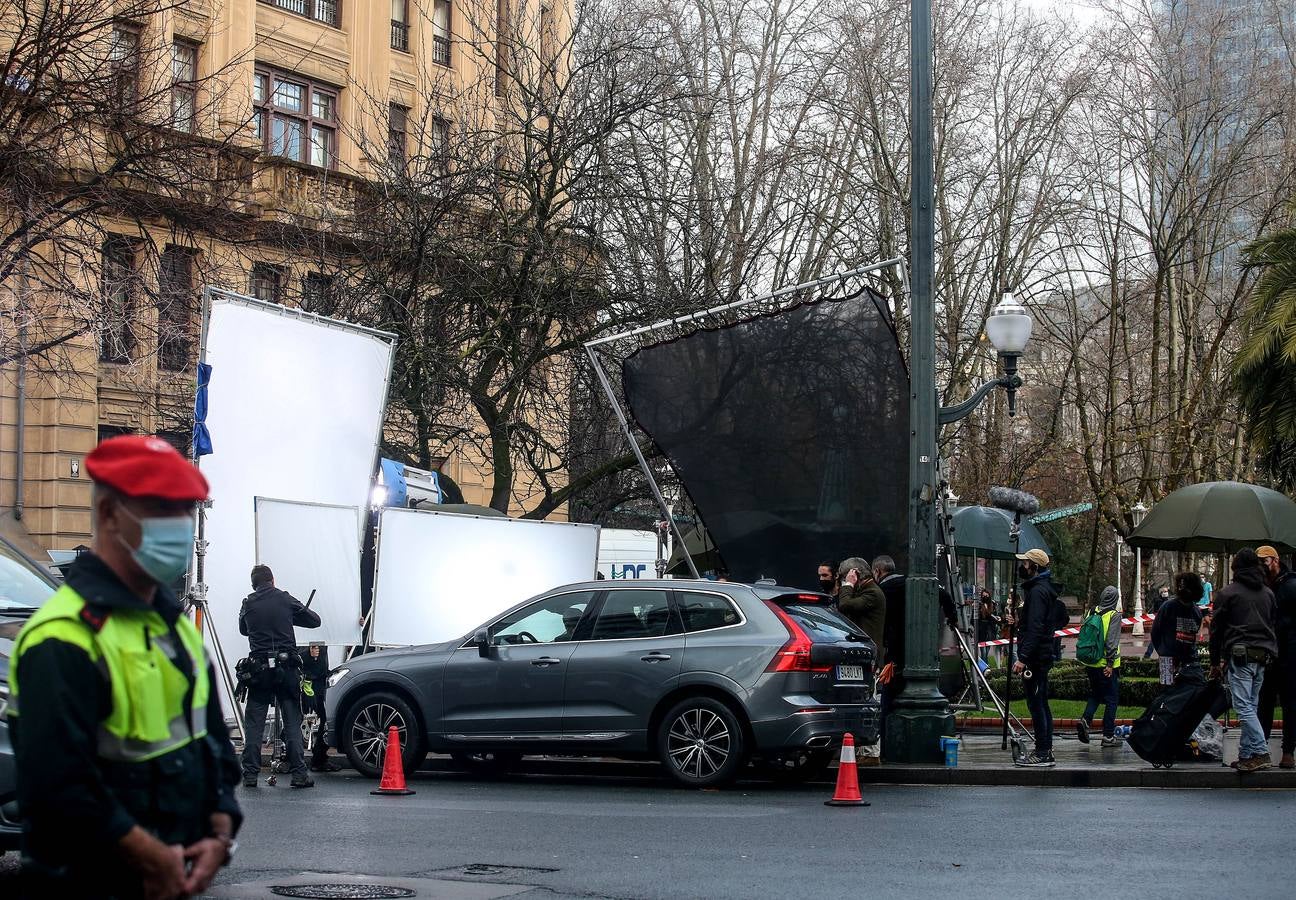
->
[327,580,879,787]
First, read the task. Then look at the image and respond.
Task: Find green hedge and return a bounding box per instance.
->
[983,658,1168,708]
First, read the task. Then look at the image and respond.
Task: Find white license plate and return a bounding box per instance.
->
[837,665,865,681]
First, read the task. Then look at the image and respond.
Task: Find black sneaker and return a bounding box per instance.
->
[242,775,258,788]
[290,775,316,789]
[1076,719,1090,744]
[1014,751,1056,768]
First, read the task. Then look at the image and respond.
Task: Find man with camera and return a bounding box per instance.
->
[1209,548,1279,772]
[239,564,321,788]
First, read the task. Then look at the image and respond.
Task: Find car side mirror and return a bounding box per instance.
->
[474,628,492,658]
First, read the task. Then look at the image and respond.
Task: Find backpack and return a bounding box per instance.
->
[1075,610,1105,665]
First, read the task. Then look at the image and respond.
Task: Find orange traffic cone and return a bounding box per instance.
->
[824,733,869,807]
[370,726,416,796]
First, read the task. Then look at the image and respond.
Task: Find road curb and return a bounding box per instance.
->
[855,765,1295,788]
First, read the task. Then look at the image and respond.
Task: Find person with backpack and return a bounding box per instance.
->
[1076,585,1122,747]
[1012,549,1067,767]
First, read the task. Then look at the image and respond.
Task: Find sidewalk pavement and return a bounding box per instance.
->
[860,729,1295,788]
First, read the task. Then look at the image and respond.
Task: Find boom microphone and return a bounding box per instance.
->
[988,486,1040,517]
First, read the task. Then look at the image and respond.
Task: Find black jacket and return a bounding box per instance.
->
[1272,564,1296,649]
[239,584,320,655]
[299,644,331,682]
[1209,567,1278,664]
[877,573,956,671]
[1151,597,1203,664]
[1017,569,1060,665]
[10,554,242,884]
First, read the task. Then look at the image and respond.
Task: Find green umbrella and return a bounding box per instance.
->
[1125,481,1296,553]
[950,506,1051,560]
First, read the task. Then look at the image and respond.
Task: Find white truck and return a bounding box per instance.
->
[596,528,662,580]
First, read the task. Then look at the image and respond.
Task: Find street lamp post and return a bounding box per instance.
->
[1132,501,1148,635]
[1114,532,1123,611]
[889,0,1033,756]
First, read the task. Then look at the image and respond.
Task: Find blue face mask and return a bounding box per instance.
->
[118,506,196,585]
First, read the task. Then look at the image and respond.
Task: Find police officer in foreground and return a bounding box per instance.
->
[238,564,320,787]
[8,435,242,899]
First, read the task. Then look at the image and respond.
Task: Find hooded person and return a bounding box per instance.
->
[1077,586,1123,747]
[1209,548,1279,772]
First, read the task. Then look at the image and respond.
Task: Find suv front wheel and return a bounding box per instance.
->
[340,690,426,778]
[657,696,746,788]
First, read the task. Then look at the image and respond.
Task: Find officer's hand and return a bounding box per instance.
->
[1012,661,1026,675]
[182,836,229,895]
[139,842,187,900]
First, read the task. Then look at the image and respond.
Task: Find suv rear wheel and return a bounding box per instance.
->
[657,696,746,787]
[340,691,426,778]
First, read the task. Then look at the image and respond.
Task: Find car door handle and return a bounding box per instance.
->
[531,657,562,667]
[641,652,672,662]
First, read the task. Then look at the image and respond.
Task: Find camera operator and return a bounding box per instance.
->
[238,565,320,788]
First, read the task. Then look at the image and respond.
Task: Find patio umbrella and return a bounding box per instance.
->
[1125,481,1296,553]
[950,506,1051,560]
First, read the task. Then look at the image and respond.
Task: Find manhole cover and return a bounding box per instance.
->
[270,887,417,899]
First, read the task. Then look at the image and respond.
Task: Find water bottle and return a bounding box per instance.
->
[1115,725,1132,739]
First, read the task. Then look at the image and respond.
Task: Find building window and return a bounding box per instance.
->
[254,67,338,169]
[171,40,199,133]
[433,1,451,66]
[250,263,285,304]
[100,239,137,363]
[302,272,337,315]
[391,0,410,52]
[259,0,340,28]
[388,103,408,168]
[109,22,141,108]
[158,247,195,372]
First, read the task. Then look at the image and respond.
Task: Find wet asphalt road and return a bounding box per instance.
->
[4,759,1293,898]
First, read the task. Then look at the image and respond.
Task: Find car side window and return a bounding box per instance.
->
[490,591,596,644]
[589,589,675,640]
[677,592,740,633]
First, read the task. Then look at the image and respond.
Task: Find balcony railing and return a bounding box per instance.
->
[260,0,339,28]
[433,35,451,67]
[391,19,410,52]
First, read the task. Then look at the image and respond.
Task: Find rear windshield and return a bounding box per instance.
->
[780,602,866,642]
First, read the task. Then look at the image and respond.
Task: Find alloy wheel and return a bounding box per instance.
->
[667,707,732,780]
[350,702,408,772]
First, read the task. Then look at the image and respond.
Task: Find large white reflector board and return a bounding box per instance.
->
[198,292,394,707]
[254,498,363,646]
[372,509,600,646]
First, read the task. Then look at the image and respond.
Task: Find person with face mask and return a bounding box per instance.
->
[816,561,840,598]
[1012,548,1066,768]
[7,435,241,899]
[238,564,321,788]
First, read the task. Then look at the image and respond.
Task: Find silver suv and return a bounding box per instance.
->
[327,580,879,787]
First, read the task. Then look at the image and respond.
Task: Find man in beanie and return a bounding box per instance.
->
[6,435,241,898]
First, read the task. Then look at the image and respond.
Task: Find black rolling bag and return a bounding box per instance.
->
[1128,665,1226,768]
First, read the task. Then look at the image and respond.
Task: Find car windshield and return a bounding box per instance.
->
[0,541,54,611]
[780,602,866,642]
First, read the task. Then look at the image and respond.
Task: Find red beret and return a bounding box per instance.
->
[85,435,210,502]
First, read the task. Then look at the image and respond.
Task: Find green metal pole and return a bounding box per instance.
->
[884,0,953,763]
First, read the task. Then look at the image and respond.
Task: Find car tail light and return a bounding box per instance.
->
[763,601,832,672]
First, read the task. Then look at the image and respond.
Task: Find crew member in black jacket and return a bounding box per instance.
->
[1013,548,1062,768]
[300,643,342,771]
[239,564,321,788]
